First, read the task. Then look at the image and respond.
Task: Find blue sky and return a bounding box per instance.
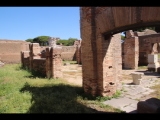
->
[0,7,81,41]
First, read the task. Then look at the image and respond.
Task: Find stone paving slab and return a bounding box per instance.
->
[122,104,137,113]
[103,97,138,112]
[103,75,160,113]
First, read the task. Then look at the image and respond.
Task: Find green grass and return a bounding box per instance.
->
[151,82,160,99]
[0,64,124,113]
[138,66,147,70]
[158,54,160,59]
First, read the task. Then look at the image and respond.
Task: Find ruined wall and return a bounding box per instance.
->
[138,33,160,65]
[0,40,30,63]
[21,43,63,79]
[122,30,160,67]
[32,59,46,76]
[61,46,77,61]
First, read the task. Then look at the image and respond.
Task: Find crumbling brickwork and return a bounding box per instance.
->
[21,43,63,79]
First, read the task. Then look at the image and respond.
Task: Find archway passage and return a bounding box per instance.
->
[80,7,160,97]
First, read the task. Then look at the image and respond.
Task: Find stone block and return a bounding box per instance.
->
[148,54,158,63]
[130,72,144,85]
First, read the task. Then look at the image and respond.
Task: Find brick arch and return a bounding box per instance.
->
[80,7,160,97]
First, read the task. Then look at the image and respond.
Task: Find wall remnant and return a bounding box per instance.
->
[0,40,30,63]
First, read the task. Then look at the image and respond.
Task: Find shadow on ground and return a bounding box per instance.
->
[135,70,160,77]
[20,83,119,113]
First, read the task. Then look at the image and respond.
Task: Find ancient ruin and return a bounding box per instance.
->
[21,38,82,79]
[80,7,160,97]
[1,7,160,98]
[122,29,160,70]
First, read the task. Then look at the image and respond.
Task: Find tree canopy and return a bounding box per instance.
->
[25,36,78,46]
[56,38,77,46]
[33,36,50,46]
[25,38,33,43]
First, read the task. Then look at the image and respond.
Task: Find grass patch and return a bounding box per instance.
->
[151,82,160,99]
[0,64,124,113]
[138,66,147,70]
[158,54,160,59]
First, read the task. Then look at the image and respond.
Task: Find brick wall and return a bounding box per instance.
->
[0,40,30,63]
[61,46,77,61]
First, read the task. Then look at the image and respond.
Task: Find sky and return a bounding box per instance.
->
[0,7,81,41]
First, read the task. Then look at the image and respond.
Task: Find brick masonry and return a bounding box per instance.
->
[80,7,122,96]
[21,43,64,79]
[0,40,30,63]
[122,30,160,68]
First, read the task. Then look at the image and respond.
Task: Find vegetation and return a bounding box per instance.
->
[25,36,77,46]
[133,26,155,32]
[151,83,160,99]
[138,66,147,70]
[57,38,77,46]
[121,35,125,40]
[63,60,77,64]
[0,64,124,113]
[33,36,50,46]
[25,38,33,43]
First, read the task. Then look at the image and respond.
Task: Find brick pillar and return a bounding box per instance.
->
[29,43,41,70]
[51,47,63,78]
[123,36,139,69]
[46,47,52,78]
[46,47,63,79]
[80,7,122,96]
[81,7,99,96]
[96,33,122,96]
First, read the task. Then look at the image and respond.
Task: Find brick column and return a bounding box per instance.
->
[51,47,63,79]
[80,7,122,96]
[46,47,52,78]
[96,33,122,96]
[123,36,139,69]
[46,47,63,79]
[81,7,99,96]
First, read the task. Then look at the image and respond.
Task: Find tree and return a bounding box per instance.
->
[33,36,50,46]
[121,35,125,40]
[56,38,77,46]
[25,38,33,43]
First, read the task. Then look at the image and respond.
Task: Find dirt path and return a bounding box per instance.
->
[62,64,160,87]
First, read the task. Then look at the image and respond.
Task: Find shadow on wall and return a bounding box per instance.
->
[20,83,118,113]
